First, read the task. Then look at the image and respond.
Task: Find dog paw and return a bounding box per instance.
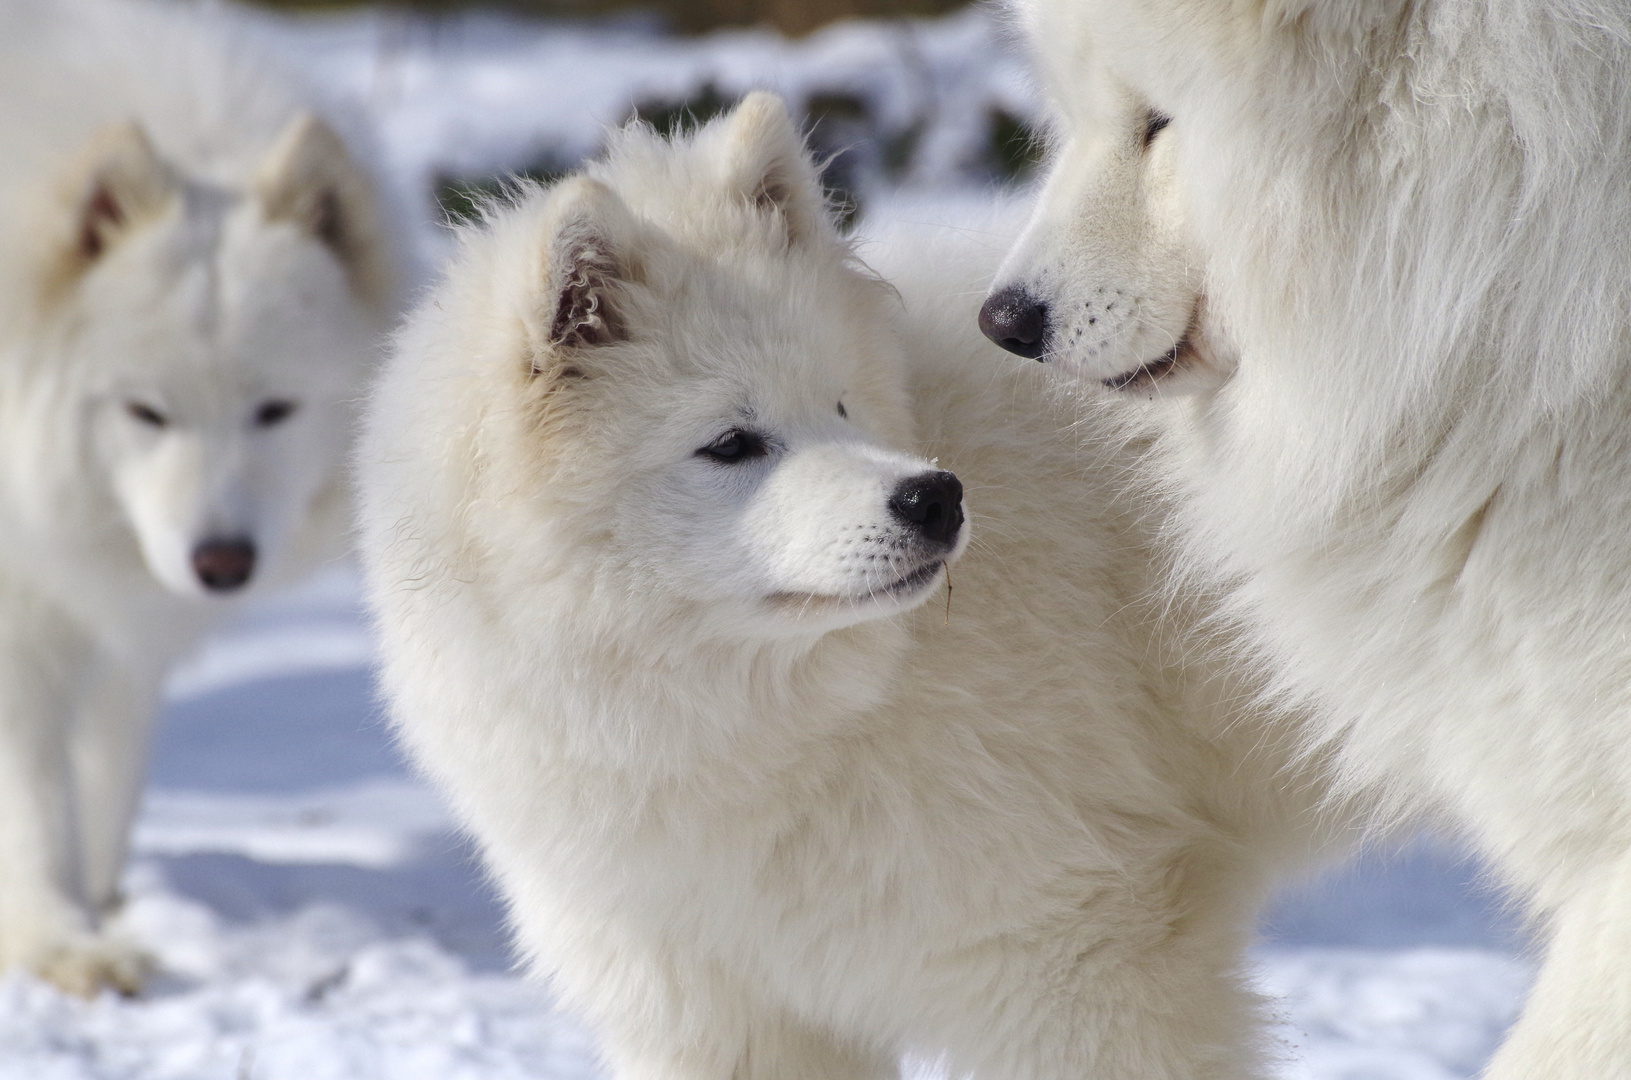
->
[33,933,152,997]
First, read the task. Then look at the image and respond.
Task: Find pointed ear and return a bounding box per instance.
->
[526,176,642,377]
[65,122,178,266]
[716,91,828,246]
[256,112,389,305]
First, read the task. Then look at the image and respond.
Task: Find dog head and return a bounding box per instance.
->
[375,93,966,643]
[980,15,1234,397]
[33,114,387,598]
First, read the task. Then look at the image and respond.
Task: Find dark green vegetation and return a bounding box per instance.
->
[986,106,1046,183]
[433,86,1046,229]
[432,148,579,226]
[250,0,965,37]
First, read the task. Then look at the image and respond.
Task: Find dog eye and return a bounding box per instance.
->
[698,428,769,463]
[125,401,168,428]
[1142,111,1172,149]
[254,399,299,427]
[837,401,847,418]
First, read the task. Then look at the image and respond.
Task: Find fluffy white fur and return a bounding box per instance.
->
[990,1,1631,1074]
[0,0,396,994]
[360,94,1338,1080]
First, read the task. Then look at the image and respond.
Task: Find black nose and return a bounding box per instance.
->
[888,470,964,548]
[979,286,1050,360]
[192,537,256,592]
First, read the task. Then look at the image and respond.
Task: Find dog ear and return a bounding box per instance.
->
[65,122,178,267]
[256,112,389,305]
[717,91,828,246]
[528,176,642,376]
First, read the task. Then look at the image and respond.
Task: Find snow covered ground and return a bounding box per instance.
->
[0,564,1535,1080]
[0,5,1538,1078]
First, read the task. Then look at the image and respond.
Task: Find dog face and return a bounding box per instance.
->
[39,116,384,598]
[409,94,966,640]
[981,14,1232,396]
[550,271,966,635]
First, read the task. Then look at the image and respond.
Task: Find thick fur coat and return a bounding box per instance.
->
[987,1,1631,1074]
[360,95,1336,1080]
[0,0,396,994]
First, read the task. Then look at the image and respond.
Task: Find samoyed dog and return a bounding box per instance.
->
[0,0,397,994]
[985,2,1631,1074]
[360,93,1338,1080]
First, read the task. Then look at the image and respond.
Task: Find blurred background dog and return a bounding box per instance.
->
[0,0,399,995]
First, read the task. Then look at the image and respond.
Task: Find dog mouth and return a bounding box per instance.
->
[868,560,945,600]
[769,560,946,611]
[1101,308,1202,392]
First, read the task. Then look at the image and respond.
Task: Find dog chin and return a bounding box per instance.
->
[1099,336,1218,396]
[1093,306,1236,399]
[767,559,947,622]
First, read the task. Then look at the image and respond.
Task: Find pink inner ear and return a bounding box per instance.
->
[549,238,623,349]
[312,188,345,251]
[79,183,124,260]
[754,173,792,213]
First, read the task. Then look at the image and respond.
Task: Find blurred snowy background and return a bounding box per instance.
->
[0,6,1535,1079]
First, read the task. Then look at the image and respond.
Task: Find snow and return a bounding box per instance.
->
[1261,950,1530,1080]
[227,1,1043,259]
[0,5,1538,1078]
[134,779,447,869]
[0,562,1536,1079]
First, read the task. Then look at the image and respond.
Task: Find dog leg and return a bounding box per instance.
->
[1012,964,1263,1080]
[0,599,149,997]
[0,608,89,981]
[730,1013,896,1080]
[65,657,161,1001]
[564,946,894,1080]
[69,660,160,918]
[1483,853,1631,1079]
[930,882,1269,1080]
[604,1011,896,1080]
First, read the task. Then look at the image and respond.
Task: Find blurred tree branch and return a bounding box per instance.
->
[246,0,968,37]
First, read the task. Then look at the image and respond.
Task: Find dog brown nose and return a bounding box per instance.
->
[192,538,256,592]
[979,286,1050,360]
[889,471,964,549]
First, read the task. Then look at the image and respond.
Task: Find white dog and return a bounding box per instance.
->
[0,0,396,994]
[360,93,1337,1080]
[985,2,1631,1074]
